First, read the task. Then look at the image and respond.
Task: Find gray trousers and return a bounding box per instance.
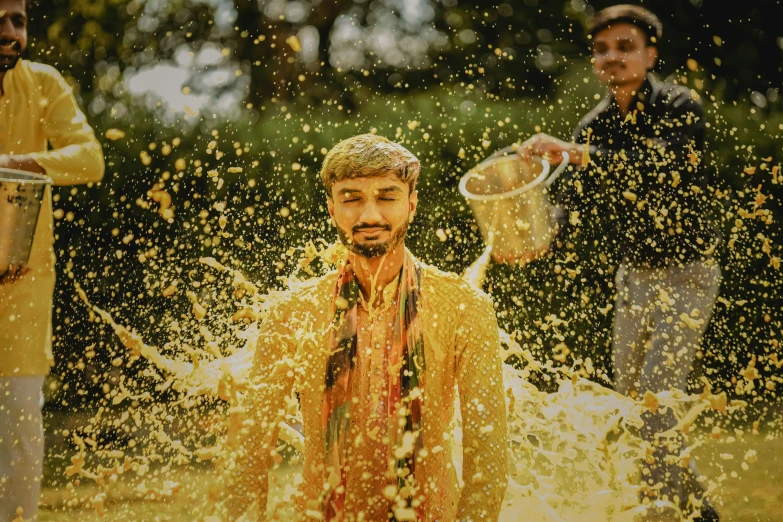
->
[0,377,45,522]
[612,259,721,513]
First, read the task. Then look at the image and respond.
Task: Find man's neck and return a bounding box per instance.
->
[610,76,647,116]
[351,244,406,304]
[0,60,22,96]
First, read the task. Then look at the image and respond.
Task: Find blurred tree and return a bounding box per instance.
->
[25,0,783,113]
[15,0,782,420]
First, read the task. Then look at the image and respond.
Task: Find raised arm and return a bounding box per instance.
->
[455,291,508,521]
[25,67,104,185]
[224,307,298,520]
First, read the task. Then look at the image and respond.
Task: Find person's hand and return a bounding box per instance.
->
[516,133,582,165]
[0,154,46,174]
[0,265,30,285]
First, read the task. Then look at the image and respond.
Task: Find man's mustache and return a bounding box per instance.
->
[0,39,21,50]
[352,223,392,233]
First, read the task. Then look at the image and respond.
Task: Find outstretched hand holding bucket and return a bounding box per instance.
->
[0,168,52,282]
[0,265,30,285]
[459,146,569,265]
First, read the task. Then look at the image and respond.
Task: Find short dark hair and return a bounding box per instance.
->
[320,134,420,196]
[588,4,663,46]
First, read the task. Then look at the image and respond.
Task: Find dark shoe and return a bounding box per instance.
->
[692,500,719,521]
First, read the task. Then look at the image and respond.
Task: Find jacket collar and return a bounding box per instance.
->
[601,73,659,117]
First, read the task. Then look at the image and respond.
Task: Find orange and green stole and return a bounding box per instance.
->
[321,252,426,521]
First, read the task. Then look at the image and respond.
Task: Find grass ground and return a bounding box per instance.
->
[690,433,782,521]
[38,434,781,521]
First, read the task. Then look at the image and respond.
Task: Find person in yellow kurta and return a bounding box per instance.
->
[0,1,104,519]
[224,134,508,521]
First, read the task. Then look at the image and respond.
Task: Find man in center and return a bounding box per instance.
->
[226,133,508,521]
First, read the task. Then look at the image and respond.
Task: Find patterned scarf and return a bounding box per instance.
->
[321,250,426,521]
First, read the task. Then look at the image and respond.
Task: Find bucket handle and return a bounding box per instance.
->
[543,151,570,188]
[459,148,570,202]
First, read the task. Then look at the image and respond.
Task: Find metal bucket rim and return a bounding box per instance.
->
[459,154,553,202]
[0,167,53,185]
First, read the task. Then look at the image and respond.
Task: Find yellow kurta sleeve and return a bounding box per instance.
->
[25,65,104,185]
[455,291,508,521]
[224,305,298,520]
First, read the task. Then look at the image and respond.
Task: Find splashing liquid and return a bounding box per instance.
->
[64,240,736,522]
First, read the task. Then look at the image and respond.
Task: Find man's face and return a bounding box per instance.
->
[591,23,657,88]
[0,0,27,73]
[328,173,417,259]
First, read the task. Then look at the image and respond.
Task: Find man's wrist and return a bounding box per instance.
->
[566,144,583,164]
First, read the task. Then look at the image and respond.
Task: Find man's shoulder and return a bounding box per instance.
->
[272,271,335,313]
[419,263,493,312]
[23,60,68,85]
[18,61,72,99]
[652,78,703,113]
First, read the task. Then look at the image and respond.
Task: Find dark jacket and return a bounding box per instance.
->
[555,74,719,269]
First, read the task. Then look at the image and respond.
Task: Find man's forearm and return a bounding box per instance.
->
[27,142,105,185]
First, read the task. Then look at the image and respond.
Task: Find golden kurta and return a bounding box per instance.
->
[0,59,104,376]
[226,263,508,521]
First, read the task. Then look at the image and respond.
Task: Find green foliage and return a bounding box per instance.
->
[20,1,779,426]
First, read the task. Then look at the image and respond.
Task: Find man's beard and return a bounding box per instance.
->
[0,40,22,72]
[336,220,409,258]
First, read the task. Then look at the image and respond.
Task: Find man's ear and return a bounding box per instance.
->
[409,189,418,216]
[327,196,335,218]
[646,45,659,70]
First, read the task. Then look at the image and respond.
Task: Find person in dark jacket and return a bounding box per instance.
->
[517,5,721,521]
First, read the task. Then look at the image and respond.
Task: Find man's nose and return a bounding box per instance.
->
[0,19,16,38]
[358,200,383,224]
[604,48,624,62]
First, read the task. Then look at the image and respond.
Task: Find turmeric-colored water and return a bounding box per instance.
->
[58,240,746,522]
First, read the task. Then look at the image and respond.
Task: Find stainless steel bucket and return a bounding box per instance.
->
[0,168,52,276]
[459,147,569,264]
